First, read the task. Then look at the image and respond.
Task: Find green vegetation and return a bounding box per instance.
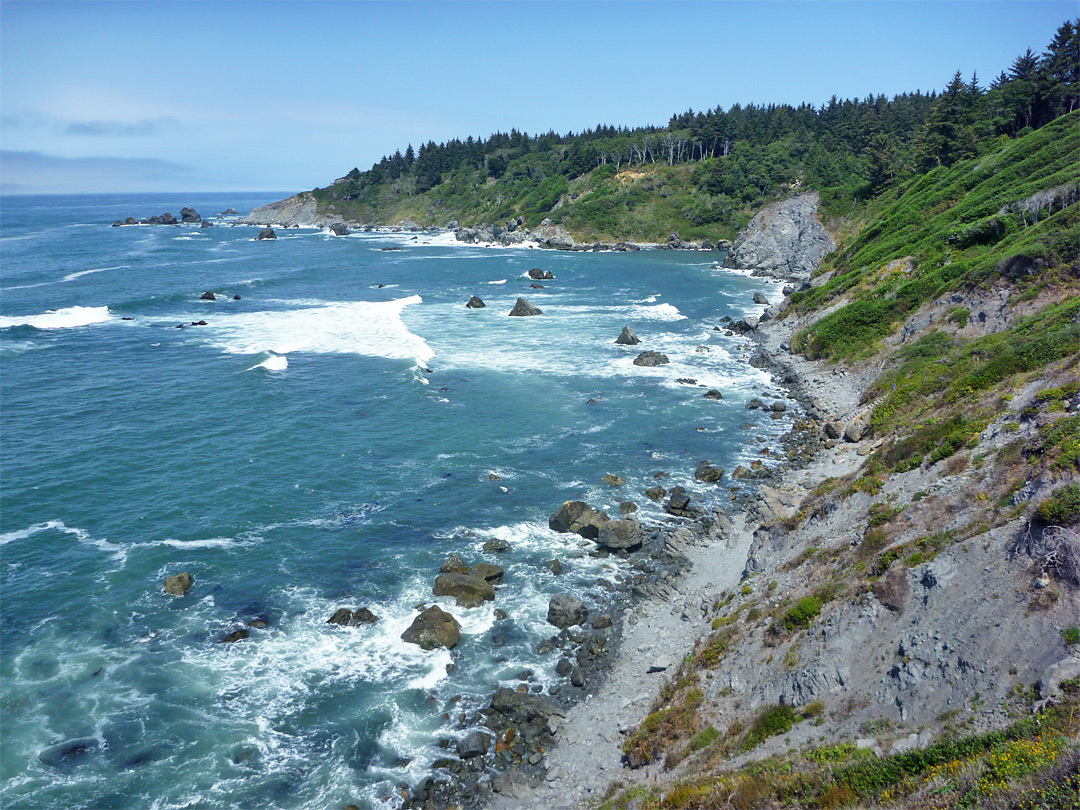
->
[297,22,1077,246]
[782,596,823,632]
[1036,484,1080,525]
[1064,627,1080,646]
[602,681,1080,810]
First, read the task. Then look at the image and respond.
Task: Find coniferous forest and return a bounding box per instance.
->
[311,20,1078,242]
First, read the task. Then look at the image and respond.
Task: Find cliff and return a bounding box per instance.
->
[723,191,835,280]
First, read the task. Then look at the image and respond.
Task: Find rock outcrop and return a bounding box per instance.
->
[724,192,834,280]
[509,298,542,316]
[179,207,201,223]
[615,325,640,345]
[633,351,669,367]
[240,193,319,227]
[401,605,461,649]
[164,571,193,596]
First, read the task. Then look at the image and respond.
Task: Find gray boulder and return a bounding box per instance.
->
[547,594,588,628]
[327,607,379,626]
[200,219,214,228]
[548,501,610,539]
[633,351,669,367]
[401,605,461,649]
[164,571,193,596]
[704,389,724,400]
[844,411,872,442]
[179,207,201,223]
[824,420,845,439]
[256,228,277,240]
[440,553,470,574]
[615,325,640,345]
[597,517,645,551]
[465,296,486,309]
[483,537,510,553]
[433,572,495,608]
[329,222,350,236]
[470,563,504,583]
[489,687,564,726]
[457,731,491,759]
[753,291,768,305]
[509,297,542,316]
[527,268,554,280]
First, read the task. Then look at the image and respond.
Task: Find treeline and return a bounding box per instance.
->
[326,20,1077,223]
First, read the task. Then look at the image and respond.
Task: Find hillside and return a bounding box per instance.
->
[246,21,1077,252]
[574,112,1080,810]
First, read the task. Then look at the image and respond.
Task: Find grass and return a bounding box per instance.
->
[1036,484,1080,526]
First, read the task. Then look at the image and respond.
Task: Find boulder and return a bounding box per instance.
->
[633,351,669,367]
[591,614,613,630]
[548,501,610,539]
[200,291,216,301]
[1037,656,1080,700]
[731,465,752,479]
[704,389,724,400]
[220,628,249,643]
[615,325,640,345]
[753,291,768,305]
[492,770,533,799]
[844,411,872,442]
[148,212,178,225]
[327,607,380,626]
[570,667,587,688]
[457,731,491,760]
[644,485,666,501]
[433,572,495,608]
[465,296,486,309]
[232,295,241,300]
[695,460,724,483]
[483,537,511,553]
[545,559,563,575]
[665,491,697,517]
[256,228,277,240]
[759,305,779,323]
[470,563,505,583]
[724,192,836,279]
[329,222,350,236]
[770,401,787,412]
[508,297,542,316]
[619,501,638,514]
[547,594,588,628]
[527,268,554,280]
[440,553,471,574]
[602,473,625,487]
[179,207,201,223]
[164,571,193,596]
[401,605,461,650]
[112,220,124,227]
[596,518,645,551]
[824,420,844,439]
[746,398,765,410]
[200,219,214,228]
[489,687,564,726]
[530,283,545,289]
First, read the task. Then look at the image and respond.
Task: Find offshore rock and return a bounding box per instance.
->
[256,228,277,240]
[465,296,486,309]
[695,460,724,483]
[527,268,554,280]
[329,222,350,236]
[179,207,201,223]
[200,219,214,228]
[433,572,495,608]
[164,571,193,596]
[508,297,542,316]
[401,605,461,650]
[633,351,669,367]
[200,291,216,301]
[724,191,835,280]
[548,501,610,539]
[327,607,379,626]
[615,325,640,345]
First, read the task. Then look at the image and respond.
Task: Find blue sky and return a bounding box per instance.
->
[1,1,1074,194]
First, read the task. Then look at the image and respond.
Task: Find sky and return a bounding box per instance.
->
[0,1,1075,195]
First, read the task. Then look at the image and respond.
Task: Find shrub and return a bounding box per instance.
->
[783,596,822,632]
[744,704,795,749]
[688,725,721,752]
[1036,484,1080,526]
[1064,627,1080,646]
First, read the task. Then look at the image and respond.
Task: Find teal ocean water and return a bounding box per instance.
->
[1,193,790,809]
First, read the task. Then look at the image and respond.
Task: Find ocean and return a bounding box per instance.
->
[0,192,790,809]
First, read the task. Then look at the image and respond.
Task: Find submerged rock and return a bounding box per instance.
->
[508,297,542,316]
[615,325,640,345]
[220,628,249,643]
[704,389,724,400]
[401,605,461,650]
[200,291,216,301]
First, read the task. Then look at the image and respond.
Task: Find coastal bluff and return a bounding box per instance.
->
[723,191,835,280]
[239,192,319,227]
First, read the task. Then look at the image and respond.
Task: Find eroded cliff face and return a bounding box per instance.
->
[239,193,319,227]
[724,191,835,280]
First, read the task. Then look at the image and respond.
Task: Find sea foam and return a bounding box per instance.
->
[0,306,112,330]
[203,296,434,366]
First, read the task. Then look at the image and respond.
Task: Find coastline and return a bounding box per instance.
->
[477,296,871,809]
